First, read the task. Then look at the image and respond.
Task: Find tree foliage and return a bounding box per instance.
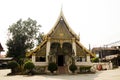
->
[6,18,43,60]
[91,57,99,63]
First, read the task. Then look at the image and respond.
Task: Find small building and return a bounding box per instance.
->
[0,43,4,55]
[27,11,95,74]
[92,46,120,67]
[0,43,12,69]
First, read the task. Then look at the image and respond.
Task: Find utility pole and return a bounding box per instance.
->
[89,44,91,51]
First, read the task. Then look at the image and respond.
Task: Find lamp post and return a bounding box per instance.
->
[100,48,103,62]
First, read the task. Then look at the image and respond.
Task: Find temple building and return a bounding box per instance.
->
[27,11,95,73]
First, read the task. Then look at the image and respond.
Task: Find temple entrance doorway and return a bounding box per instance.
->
[50,42,72,74]
[57,55,67,74]
[57,55,64,66]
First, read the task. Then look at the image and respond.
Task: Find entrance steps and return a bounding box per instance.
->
[58,66,68,74]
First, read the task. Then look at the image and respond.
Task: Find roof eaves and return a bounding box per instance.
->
[76,41,95,57]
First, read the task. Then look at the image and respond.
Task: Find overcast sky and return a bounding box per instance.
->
[0,0,120,55]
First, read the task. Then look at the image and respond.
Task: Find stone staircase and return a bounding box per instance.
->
[58,66,68,74]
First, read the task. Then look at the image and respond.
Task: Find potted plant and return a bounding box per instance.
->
[69,64,77,74]
[24,61,35,75]
[48,62,58,74]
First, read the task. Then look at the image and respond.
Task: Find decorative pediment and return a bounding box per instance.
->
[47,10,79,41]
[50,18,74,39]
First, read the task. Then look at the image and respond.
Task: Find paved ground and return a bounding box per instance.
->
[0,67,120,80]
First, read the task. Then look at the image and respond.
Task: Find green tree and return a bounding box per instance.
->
[36,32,44,45]
[6,18,43,60]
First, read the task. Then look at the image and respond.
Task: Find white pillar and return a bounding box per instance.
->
[46,40,50,63]
[72,38,76,56]
[32,55,35,63]
[109,61,113,69]
[87,54,91,62]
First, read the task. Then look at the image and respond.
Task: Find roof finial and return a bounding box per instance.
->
[60,3,63,14]
[61,3,63,10]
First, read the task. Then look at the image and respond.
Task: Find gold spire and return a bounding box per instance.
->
[61,2,63,13]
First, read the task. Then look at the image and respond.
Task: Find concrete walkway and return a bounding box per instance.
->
[0,67,120,80]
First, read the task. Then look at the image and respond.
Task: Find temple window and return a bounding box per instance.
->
[76,57,82,62]
[82,57,86,62]
[36,56,46,62]
[76,57,86,62]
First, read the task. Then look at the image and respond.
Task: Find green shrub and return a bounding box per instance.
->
[34,66,46,74]
[79,66,85,72]
[18,59,24,72]
[91,57,99,62]
[48,62,58,73]
[79,66,91,73]
[18,58,24,66]
[24,61,35,74]
[8,61,19,73]
[69,64,77,73]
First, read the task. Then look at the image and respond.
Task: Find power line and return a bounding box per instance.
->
[104,40,120,47]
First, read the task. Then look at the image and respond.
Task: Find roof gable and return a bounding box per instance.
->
[49,18,74,39]
[47,11,79,40]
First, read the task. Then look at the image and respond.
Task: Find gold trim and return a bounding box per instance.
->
[46,10,79,40]
[76,41,95,57]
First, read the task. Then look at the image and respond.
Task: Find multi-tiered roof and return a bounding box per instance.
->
[27,10,95,57]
